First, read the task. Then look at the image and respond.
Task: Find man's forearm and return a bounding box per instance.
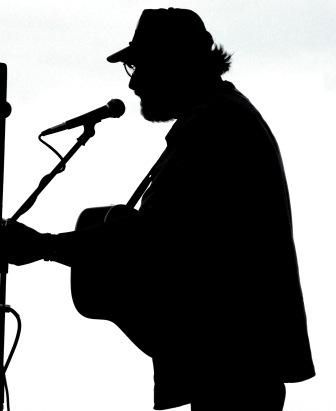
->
[40,222,116,267]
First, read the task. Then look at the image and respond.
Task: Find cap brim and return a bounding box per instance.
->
[106,46,131,63]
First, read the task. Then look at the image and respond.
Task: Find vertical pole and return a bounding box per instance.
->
[0,62,10,411]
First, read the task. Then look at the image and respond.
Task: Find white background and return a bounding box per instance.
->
[1,0,335,410]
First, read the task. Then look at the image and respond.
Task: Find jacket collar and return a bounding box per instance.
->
[165,80,236,147]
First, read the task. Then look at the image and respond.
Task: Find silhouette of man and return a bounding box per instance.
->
[4,8,315,411]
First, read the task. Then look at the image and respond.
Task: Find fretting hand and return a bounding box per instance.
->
[2,219,47,266]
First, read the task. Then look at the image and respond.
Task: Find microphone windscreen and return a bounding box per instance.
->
[107,99,125,118]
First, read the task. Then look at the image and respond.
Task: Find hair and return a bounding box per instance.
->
[150,35,233,81]
[179,34,233,80]
[208,43,233,76]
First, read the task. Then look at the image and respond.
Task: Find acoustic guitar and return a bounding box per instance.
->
[71,204,154,356]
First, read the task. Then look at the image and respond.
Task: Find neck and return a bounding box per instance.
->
[175,77,222,118]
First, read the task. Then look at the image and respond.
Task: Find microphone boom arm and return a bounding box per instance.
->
[11,122,96,221]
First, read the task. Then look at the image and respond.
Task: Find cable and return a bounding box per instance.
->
[0,305,22,411]
[38,134,66,173]
[4,375,10,411]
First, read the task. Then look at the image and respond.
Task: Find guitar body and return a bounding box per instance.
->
[70,205,154,357]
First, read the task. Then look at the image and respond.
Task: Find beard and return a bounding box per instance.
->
[139,94,178,123]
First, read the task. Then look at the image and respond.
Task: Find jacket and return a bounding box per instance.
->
[67,79,315,409]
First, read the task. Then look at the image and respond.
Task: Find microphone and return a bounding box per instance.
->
[0,102,11,119]
[39,98,125,137]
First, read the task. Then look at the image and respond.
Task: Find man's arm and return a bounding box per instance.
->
[3,209,146,268]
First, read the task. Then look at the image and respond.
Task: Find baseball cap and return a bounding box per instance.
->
[106,8,214,64]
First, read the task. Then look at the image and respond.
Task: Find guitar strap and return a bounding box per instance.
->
[126,146,170,209]
[126,120,181,209]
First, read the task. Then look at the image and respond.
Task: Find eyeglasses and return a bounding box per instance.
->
[123,63,136,77]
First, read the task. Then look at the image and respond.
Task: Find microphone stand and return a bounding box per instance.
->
[11,122,96,221]
[0,68,97,408]
[0,62,12,411]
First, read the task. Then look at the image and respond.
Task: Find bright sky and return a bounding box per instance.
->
[1,1,336,410]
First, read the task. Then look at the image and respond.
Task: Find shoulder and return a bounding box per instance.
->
[178,82,263,138]
[168,82,285,188]
[171,81,268,157]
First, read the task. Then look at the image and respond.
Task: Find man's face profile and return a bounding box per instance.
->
[127,57,187,123]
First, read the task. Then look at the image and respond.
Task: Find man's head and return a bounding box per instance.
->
[107,8,232,122]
